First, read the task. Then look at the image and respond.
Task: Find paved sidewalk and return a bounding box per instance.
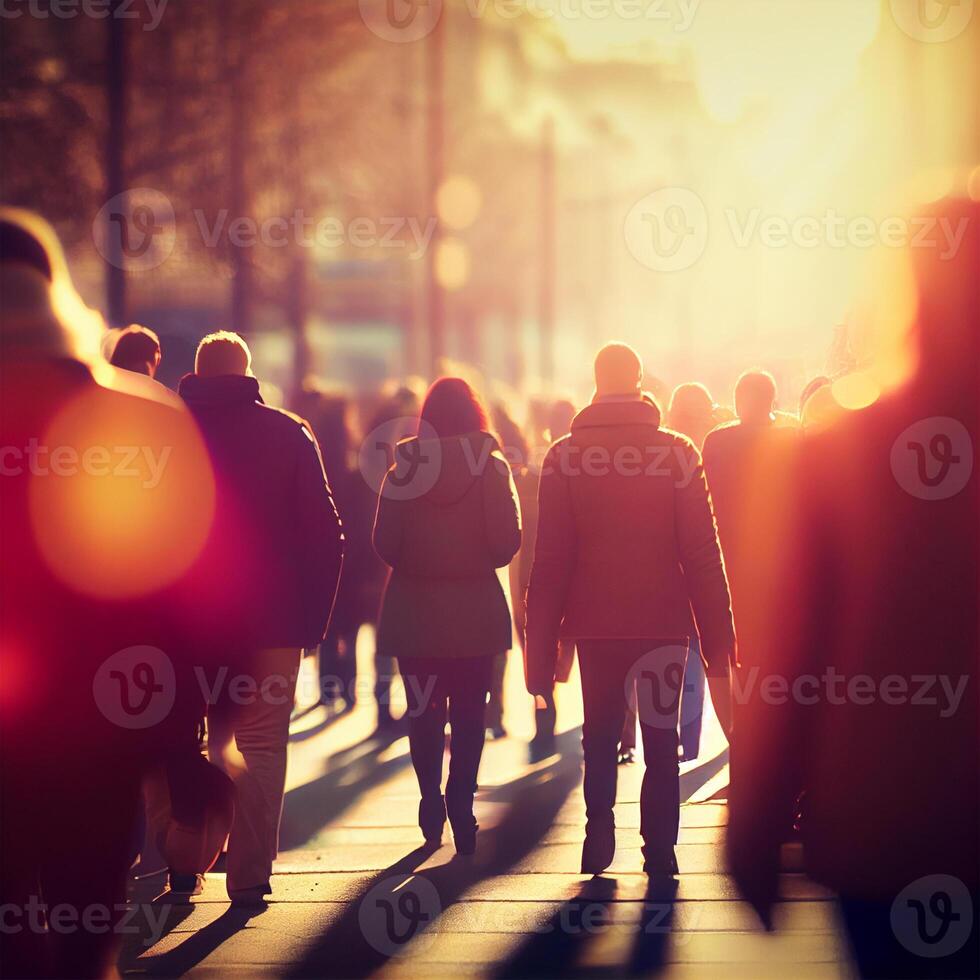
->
[121,644,850,978]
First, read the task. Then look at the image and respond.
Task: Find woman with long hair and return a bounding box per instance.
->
[373,377,521,853]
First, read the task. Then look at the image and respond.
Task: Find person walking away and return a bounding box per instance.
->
[374,378,521,854]
[526,343,735,876]
[178,332,343,906]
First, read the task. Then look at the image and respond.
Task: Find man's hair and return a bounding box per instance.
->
[594,342,642,396]
[734,369,777,421]
[109,324,161,375]
[195,330,251,377]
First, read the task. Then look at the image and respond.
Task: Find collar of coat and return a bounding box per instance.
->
[571,398,661,431]
[178,372,263,407]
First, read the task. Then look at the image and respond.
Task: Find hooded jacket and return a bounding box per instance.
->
[373,430,521,659]
[525,397,736,693]
[178,373,343,650]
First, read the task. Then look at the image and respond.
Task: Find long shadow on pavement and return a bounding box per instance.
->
[493,876,619,979]
[278,725,412,851]
[286,728,584,979]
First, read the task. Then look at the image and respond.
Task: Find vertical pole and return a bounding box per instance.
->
[539,117,556,387]
[425,9,445,376]
[226,3,251,336]
[105,1,127,326]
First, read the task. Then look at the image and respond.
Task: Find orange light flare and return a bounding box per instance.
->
[28,388,215,600]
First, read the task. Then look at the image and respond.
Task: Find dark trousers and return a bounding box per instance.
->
[577,640,686,859]
[398,655,494,816]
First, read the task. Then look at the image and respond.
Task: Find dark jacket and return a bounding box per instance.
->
[525,398,735,693]
[373,430,521,659]
[179,374,343,650]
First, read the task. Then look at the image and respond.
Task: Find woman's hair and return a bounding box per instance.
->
[419,376,489,439]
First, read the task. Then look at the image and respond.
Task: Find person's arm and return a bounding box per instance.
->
[295,425,345,646]
[483,450,522,568]
[524,442,575,696]
[673,439,737,677]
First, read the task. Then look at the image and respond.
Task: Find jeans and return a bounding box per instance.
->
[398,655,495,818]
[578,640,686,859]
[206,647,301,895]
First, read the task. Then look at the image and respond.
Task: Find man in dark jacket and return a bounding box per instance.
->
[178,332,343,905]
[526,342,735,875]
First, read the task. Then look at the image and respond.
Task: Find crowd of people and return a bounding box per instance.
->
[0,200,977,979]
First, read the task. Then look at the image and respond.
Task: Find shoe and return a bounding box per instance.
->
[617,747,636,765]
[419,795,446,844]
[450,818,477,856]
[642,847,679,876]
[447,796,478,856]
[581,823,616,875]
[486,724,507,740]
[228,883,271,909]
[529,733,556,763]
[168,872,204,897]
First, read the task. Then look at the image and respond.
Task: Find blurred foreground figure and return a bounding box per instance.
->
[374,378,521,854]
[178,333,343,906]
[0,210,214,977]
[728,200,979,979]
[526,343,736,876]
